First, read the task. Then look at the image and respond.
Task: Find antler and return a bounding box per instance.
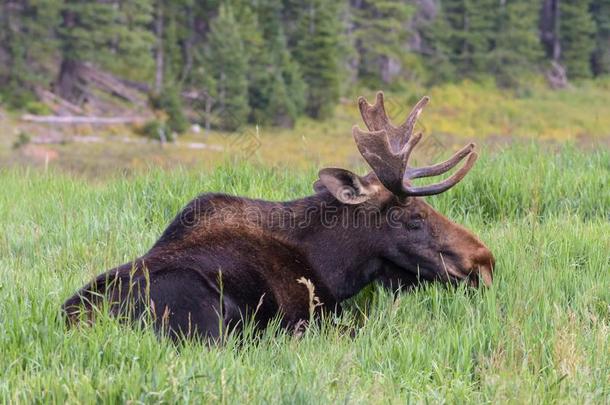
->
[353,91,478,197]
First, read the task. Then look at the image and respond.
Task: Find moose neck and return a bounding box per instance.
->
[272,193,385,301]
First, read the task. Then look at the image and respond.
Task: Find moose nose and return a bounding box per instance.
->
[469,248,495,287]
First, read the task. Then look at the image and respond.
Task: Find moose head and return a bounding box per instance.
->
[315,92,494,288]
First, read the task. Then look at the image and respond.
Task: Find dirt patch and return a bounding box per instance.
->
[21,145,59,163]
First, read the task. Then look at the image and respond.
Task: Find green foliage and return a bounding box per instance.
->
[559,0,596,79]
[12,132,31,149]
[426,0,541,84]
[24,101,53,116]
[294,0,341,119]
[205,4,249,130]
[106,0,156,81]
[158,0,198,83]
[149,85,188,135]
[351,0,415,84]
[139,119,175,142]
[160,86,188,134]
[264,29,306,127]
[491,0,543,87]
[58,1,118,63]
[0,145,608,402]
[54,0,155,101]
[419,5,456,83]
[229,0,304,127]
[0,83,38,110]
[57,0,153,76]
[591,0,610,75]
[2,0,610,124]
[0,0,60,106]
[442,0,497,75]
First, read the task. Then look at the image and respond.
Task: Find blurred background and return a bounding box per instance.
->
[1,0,609,176]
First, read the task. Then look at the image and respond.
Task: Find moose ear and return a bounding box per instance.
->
[317,168,378,204]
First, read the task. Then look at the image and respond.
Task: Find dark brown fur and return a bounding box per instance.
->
[63,186,494,341]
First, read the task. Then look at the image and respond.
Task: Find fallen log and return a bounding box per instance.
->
[30,134,224,151]
[35,88,85,115]
[21,115,147,125]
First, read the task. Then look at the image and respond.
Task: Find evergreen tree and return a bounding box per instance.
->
[230,0,304,127]
[56,0,154,101]
[280,0,304,48]
[106,0,155,81]
[559,0,596,78]
[443,0,497,76]
[491,0,543,86]
[591,0,610,75]
[0,0,60,107]
[351,0,414,84]
[255,0,305,126]
[418,2,456,83]
[265,28,306,127]
[231,2,272,124]
[294,0,341,119]
[205,4,249,130]
[57,0,117,100]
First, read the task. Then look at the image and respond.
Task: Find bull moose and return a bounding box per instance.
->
[63,92,495,341]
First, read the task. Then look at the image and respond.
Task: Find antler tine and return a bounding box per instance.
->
[357,91,389,132]
[406,143,475,179]
[358,92,430,152]
[400,96,429,142]
[403,152,478,196]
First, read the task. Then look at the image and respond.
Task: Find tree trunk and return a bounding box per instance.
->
[540,0,561,61]
[154,0,164,93]
[180,10,195,84]
[204,91,212,133]
[56,59,85,103]
[551,0,561,61]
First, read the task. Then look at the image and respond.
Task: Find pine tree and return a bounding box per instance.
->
[418,3,456,83]
[443,0,497,76]
[231,2,272,124]
[56,0,155,101]
[491,0,543,86]
[265,29,306,127]
[591,0,610,75]
[559,0,596,78]
[351,0,414,84]
[0,0,60,107]
[229,0,305,127]
[255,0,305,126]
[206,4,249,130]
[294,0,341,119]
[105,0,155,81]
[57,0,118,101]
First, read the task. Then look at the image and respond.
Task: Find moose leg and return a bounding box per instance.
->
[141,268,239,343]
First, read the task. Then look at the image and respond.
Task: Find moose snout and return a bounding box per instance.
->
[468,247,495,287]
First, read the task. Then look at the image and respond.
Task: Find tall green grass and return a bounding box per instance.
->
[0,145,608,403]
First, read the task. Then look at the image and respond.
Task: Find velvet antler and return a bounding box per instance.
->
[353,92,477,197]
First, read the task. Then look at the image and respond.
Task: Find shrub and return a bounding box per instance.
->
[139,120,175,142]
[149,85,189,135]
[24,101,52,115]
[12,131,31,149]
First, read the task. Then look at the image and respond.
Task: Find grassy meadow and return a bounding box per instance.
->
[0,143,608,403]
[2,79,610,175]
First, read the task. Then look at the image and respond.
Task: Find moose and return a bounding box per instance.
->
[63,92,495,341]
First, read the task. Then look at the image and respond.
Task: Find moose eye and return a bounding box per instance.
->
[406,214,424,230]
